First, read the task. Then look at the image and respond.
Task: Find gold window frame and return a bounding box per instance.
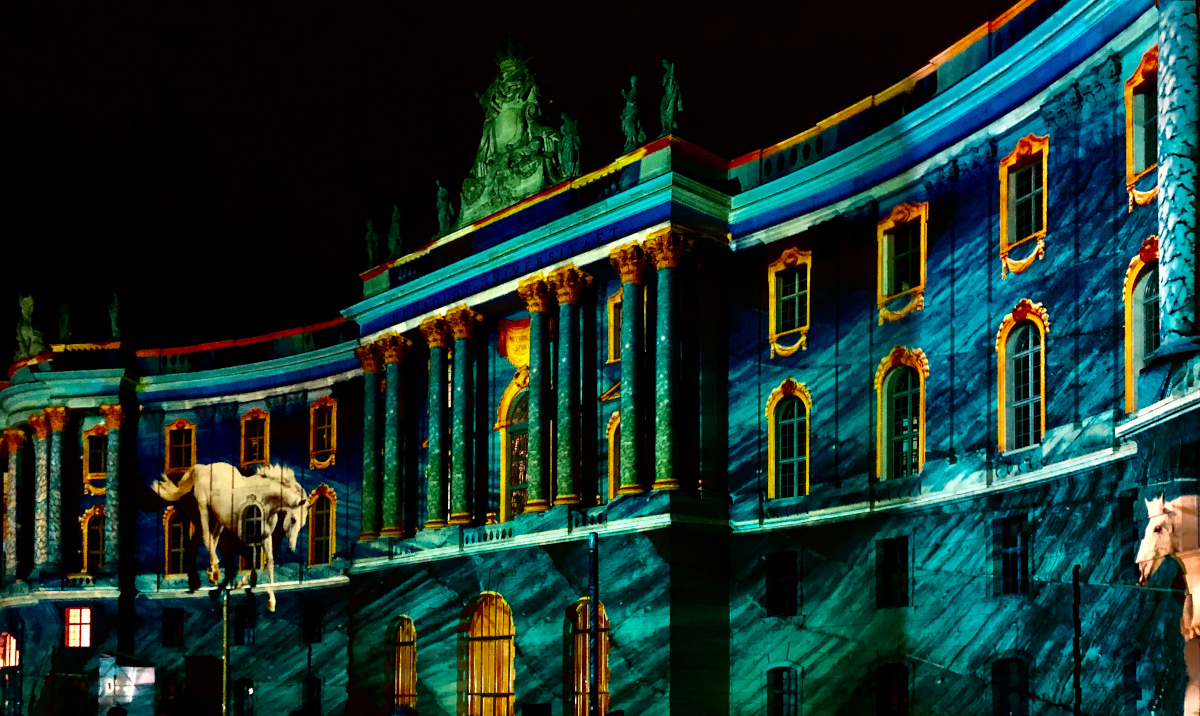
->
[998,134,1050,278]
[1123,236,1160,414]
[764,378,811,498]
[1125,45,1159,209]
[240,408,270,469]
[767,247,812,357]
[995,299,1051,452]
[162,506,194,576]
[164,418,197,476]
[463,592,515,716]
[392,616,418,709]
[307,483,338,566]
[606,411,621,501]
[606,288,622,365]
[309,396,338,469]
[874,346,930,479]
[569,598,611,716]
[876,202,928,324]
[82,423,108,496]
[495,367,530,523]
[79,504,105,574]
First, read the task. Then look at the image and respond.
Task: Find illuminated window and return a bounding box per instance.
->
[165,419,196,475]
[874,348,928,480]
[992,658,1030,715]
[1125,45,1159,207]
[606,412,620,501]
[767,666,799,716]
[996,300,1049,452]
[164,506,190,576]
[876,537,909,609]
[569,598,610,716]
[495,368,530,524]
[877,203,928,323]
[995,515,1030,596]
[607,289,623,364]
[876,662,909,716]
[82,424,108,496]
[465,593,514,716]
[0,632,19,668]
[240,408,270,469]
[235,678,255,716]
[240,505,264,571]
[1124,237,1161,413]
[65,607,91,648]
[767,248,812,357]
[393,616,417,709]
[80,506,105,574]
[998,135,1049,278]
[309,396,337,469]
[308,485,336,566]
[766,379,811,498]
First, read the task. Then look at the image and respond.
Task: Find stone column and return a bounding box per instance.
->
[420,317,452,528]
[44,406,67,574]
[645,228,693,490]
[517,276,554,512]
[609,242,648,495]
[446,306,483,526]
[99,404,122,574]
[379,334,412,538]
[3,429,24,581]
[27,414,48,575]
[355,344,382,540]
[1158,0,1200,346]
[549,265,593,505]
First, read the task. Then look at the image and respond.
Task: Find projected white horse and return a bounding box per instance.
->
[1137,494,1200,715]
[152,462,307,612]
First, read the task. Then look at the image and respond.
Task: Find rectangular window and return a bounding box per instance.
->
[302,601,324,645]
[992,658,1030,716]
[1010,162,1044,242]
[1123,655,1142,716]
[884,221,921,296]
[242,412,268,467]
[162,608,185,648]
[765,552,798,617]
[304,676,322,716]
[995,515,1030,596]
[312,407,333,455]
[65,607,91,648]
[166,420,195,473]
[876,662,909,716]
[233,602,256,646]
[86,434,107,477]
[777,269,807,333]
[876,537,910,608]
[1133,78,1158,175]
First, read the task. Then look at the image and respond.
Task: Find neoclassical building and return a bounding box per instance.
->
[0,0,1197,714]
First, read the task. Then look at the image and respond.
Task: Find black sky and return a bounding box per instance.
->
[1,0,1015,357]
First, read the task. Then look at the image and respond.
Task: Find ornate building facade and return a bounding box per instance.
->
[0,0,1197,714]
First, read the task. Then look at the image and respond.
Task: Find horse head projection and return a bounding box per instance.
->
[152,462,308,612]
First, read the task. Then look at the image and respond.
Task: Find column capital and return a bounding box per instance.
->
[547,265,594,306]
[100,404,124,430]
[378,334,412,364]
[517,275,554,313]
[419,316,452,349]
[27,414,48,440]
[44,406,68,432]
[608,242,648,284]
[3,429,25,453]
[446,306,484,341]
[355,344,382,374]
[644,228,693,270]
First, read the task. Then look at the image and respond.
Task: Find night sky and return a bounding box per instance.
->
[1,0,1015,359]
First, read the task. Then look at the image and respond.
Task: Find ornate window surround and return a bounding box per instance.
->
[307,483,338,566]
[1123,236,1160,414]
[239,408,270,470]
[162,506,194,577]
[82,423,108,496]
[876,202,928,324]
[767,247,813,358]
[765,378,812,498]
[874,347,930,479]
[998,134,1050,278]
[995,299,1051,452]
[164,418,197,477]
[79,504,105,574]
[495,366,530,523]
[606,411,620,501]
[1125,45,1159,209]
[606,288,622,365]
[309,395,337,469]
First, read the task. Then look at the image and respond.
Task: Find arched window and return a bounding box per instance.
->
[767,666,799,716]
[393,616,417,709]
[874,348,928,481]
[80,505,105,574]
[996,300,1049,452]
[240,505,263,571]
[465,593,514,716]
[991,657,1030,716]
[496,367,531,523]
[163,506,190,576]
[308,484,337,566]
[568,598,610,716]
[876,662,909,716]
[0,632,19,668]
[1125,237,1160,413]
[766,379,811,498]
[606,412,620,501]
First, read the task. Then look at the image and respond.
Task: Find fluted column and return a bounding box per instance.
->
[355,344,382,540]
[1158,0,1200,346]
[3,429,24,581]
[420,317,452,528]
[446,306,483,526]
[518,276,554,512]
[549,265,593,505]
[99,404,122,574]
[380,334,412,538]
[27,414,48,575]
[645,228,693,490]
[45,406,67,574]
[609,242,648,495]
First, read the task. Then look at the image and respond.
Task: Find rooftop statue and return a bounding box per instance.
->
[13,295,46,361]
[659,59,682,137]
[559,113,581,179]
[457,39,564,226]
[364,217,381,267]
[57,302,71,344]
[436,181,457,235]
[108,293,120,341]
[387,204,402,260]
[621,75,647,154]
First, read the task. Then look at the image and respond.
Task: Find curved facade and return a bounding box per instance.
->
[0,0,1196,714]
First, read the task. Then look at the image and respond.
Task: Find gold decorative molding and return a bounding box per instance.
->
[27,414,48,441]
[873,346,929,479]
[239,408,270,469]
[44,406,68,432]
[495,368,530,523]
[606,411,621,502]
[643,227,693,270]
[1125,45,1159,211]
[764,378,811,499]
[608,242,647,285]
[378,333,412,364]
[79,505,106,574]
[876,202,928,324]
[83,423,109,496]
[307,483,338,565]
[598,382,621,403]
[995,299,1050,452]
[99,404,124,431]
[497,318,530,368]
[354,343,382,373]
[2,429,25,454]
[547,265,594,306]
[494,367,531,430]
[309,395,338,469]
[164,418,196,476]
[767,246,813,358]
[446,306,484,341]
[1124,236,1160,414]
[999,134,1050,279]
[517,274,553,313]
[162,505,194,576]
[418,316,452,349]
[606,288,623,364]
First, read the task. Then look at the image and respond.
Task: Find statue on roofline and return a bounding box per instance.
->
[621,75,646,154]
[659,59,682,137]
[559,113,581,179]
[436,181,456,235]
[364,217,382,267]
[13,295,46,362]
[387,204,403,260]
[457,37,565,226]
[108,293,120,341]
[57,302,71,344]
